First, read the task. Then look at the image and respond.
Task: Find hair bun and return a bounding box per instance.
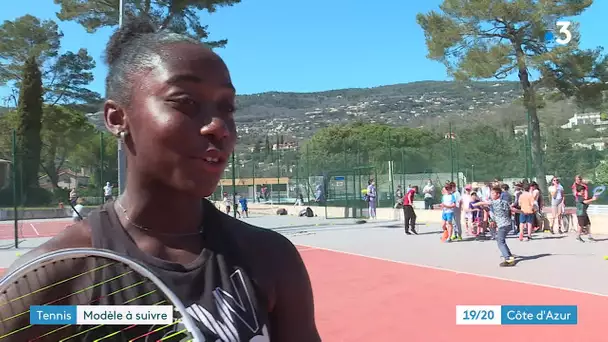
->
[105,16,157,65]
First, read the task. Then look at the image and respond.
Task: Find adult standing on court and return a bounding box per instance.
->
[7,18,320,342]
[103,181,113,202]
[548,177,565,234]
[367,179,377,219]
[571,175,588,200]
[422,179,435,210]
[403,185,418,234]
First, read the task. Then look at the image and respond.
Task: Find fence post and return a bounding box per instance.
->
[231,152,236,217]
[306,144,311,203]
[295,143,300,201]
[449,122,454,182]
[252,153,256,203]
[276,134,281,204]
[12,129,18,249]
[388,131,394,205]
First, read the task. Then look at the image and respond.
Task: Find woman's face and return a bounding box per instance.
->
[107,43,237,197]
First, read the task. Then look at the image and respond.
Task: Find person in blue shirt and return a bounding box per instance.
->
[239,195,249,218]
[440,185,456,242]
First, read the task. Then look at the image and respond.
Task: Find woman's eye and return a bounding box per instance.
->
[170,97,196,106]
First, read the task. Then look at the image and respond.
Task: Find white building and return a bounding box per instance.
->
[572,137,608,151]
[561,112,602,129]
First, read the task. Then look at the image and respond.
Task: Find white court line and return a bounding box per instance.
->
[296,248,316,253]
[29,223,40,236]
[297,243,608,298]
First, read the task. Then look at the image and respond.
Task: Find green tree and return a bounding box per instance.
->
[595,162,608,185]
[39,106,97,186]
[544,127,574,178]
[0,15,99,106]
[253,139,262,154]
[264,135,270,156]
[303,123,435,175]
[416,0,594,192]
[15,57,44,204]
[54,0,241,47]
[541,48,608,113]
[70,133,119,188]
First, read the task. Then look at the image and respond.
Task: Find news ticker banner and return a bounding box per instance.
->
[456,305,577,325]
[30,305,173,325]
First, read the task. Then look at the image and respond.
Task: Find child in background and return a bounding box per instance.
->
[461,185,473,235]
[239,195,249,218]
[440,185,456,242]
[72,197,85,222]
[575,185,598,242]
[468,192,482,236]
[223,192,232,215]
[233,193,242,218]
[516,183,535,241]
[472,186,516,267]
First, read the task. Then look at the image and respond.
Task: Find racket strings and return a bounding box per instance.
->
[0,257,192,342]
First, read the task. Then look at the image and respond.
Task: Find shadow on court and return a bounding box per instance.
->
[514,253,553,265]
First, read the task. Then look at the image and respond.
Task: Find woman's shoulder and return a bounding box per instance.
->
[220,214,294,252]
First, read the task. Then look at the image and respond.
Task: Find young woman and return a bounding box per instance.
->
[7,18,320,341]
[549,177,565,233]
[367,179,377,219]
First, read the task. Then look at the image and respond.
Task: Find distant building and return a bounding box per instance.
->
[561,112,602,129]
[272,142,297,151]
[572,137,608,151]
[38,169,90,190]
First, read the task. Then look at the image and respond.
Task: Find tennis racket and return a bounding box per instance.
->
[592,185,606,197]
[0,248,205,342]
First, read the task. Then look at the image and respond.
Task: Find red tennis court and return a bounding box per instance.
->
[0,220,70,239]
[297,245,606,342]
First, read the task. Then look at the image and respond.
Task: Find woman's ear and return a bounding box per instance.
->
[104,100,129,137]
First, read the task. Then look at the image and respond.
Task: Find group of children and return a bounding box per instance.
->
[222,192,249,218]
[438,178,599,267]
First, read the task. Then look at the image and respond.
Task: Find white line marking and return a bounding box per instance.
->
[29,223,40,236]
[296,248,315,253]
[297,244,608,298]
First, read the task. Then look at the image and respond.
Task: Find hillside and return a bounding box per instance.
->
[234,81,524,140]
[4,80,576,144]
[79,81,522,136]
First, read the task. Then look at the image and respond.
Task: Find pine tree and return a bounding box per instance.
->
[16,56,44,203]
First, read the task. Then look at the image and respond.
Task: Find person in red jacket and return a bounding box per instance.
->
[403,186,419,235]
[571,175,588,201]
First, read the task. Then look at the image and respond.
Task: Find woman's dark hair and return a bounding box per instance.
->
[104,17,202,106]
[501,183,509,191]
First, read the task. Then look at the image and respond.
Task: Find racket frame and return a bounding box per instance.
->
[0,248,205,342]
[592,185,606,197]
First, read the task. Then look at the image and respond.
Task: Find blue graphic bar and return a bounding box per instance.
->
[501,305,577,325]
[30,305,77,325]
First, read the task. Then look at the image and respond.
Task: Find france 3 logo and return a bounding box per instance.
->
[544,21,572,45]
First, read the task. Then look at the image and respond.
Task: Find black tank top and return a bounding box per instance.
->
[77,200,271,341]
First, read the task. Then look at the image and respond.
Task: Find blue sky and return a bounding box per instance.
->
[0,0,606,98]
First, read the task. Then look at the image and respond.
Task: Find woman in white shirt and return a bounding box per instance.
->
[72,197,85,222]
[548,177,564,233]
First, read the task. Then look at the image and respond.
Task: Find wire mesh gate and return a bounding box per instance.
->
[324,166,375,219]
